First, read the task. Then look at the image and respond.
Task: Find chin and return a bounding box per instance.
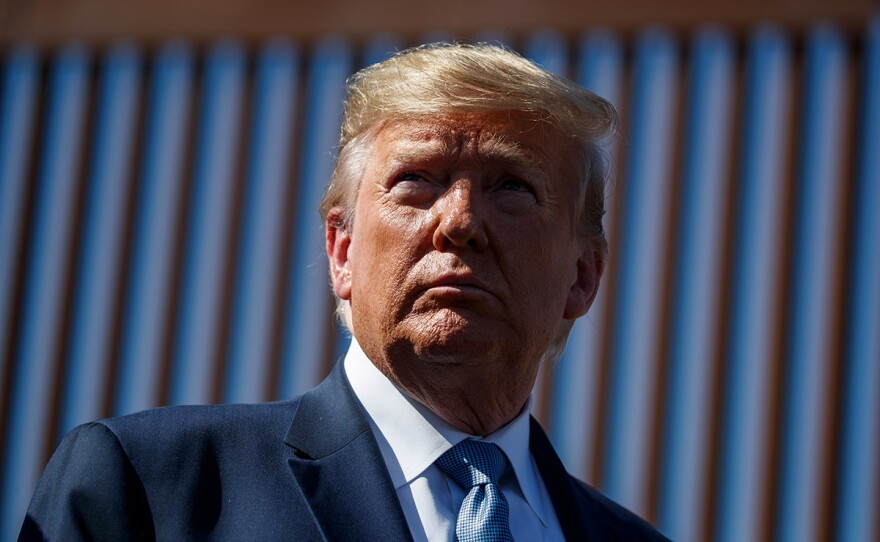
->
[404,309,502,362]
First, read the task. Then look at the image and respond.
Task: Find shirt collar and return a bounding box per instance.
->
[343,338,549,526]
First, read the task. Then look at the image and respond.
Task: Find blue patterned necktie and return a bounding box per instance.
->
[435,439,515,542]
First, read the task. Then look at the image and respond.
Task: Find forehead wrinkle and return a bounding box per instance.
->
[382,125,459,165]
[384,125,545,175]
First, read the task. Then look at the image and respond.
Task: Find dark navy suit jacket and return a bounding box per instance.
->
[20,363,668,541]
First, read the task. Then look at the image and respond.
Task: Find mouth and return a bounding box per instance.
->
[418,273,498,302]
[427,272,487,289]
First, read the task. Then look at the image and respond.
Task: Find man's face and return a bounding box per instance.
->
[327,112,602,388]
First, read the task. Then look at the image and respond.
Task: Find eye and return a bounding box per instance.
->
[400,172,424,182]
[389,171,439,206]
[494,175,536,196]
[499,178,532,193]
[492,176,537,214]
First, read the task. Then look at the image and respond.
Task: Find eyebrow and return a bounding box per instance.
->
[390,138,448,165]
[477,135,546,174]
[389,132,547,175]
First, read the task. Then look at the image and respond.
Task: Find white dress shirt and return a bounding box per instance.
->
[343,339,565,542]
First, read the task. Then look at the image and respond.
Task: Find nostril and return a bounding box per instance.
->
[433,210,487,251]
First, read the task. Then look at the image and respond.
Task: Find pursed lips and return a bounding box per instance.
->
[418,272,500,302]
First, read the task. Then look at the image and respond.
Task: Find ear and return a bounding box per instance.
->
[563,241,605,319]
[326,210,353,301]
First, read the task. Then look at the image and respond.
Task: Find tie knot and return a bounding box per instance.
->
[436,440,507,489]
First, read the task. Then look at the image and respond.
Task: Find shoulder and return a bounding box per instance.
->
[21,400,309,541]
[21,421,156,540]
[88,401,303,479]
[98,400,300,448]
[46,400,303,483]
[568,478,671,541]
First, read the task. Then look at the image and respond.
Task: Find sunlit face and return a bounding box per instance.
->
[327,112,601,389]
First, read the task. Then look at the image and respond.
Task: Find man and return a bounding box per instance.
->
[21,43,668,541]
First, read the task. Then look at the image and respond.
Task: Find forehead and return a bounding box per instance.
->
[368,113,577,174]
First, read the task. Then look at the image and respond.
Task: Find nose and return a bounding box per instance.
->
[432,180,489,251]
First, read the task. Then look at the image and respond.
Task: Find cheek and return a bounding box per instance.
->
[350,211,426,300]
[505,233,577,311]
[377,205,436,258]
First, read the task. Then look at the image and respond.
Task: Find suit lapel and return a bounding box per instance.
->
[286,366,597,541]
[529,417,592,540]
[285,362,413,542]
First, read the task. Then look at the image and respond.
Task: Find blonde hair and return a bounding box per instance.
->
[320,42,618,362]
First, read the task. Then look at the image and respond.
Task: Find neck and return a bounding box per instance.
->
[368,345,539,436]
[411,384,528,436]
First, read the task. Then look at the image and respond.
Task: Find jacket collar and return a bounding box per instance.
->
[284,361,592,541]
[529,417,591,540]
[284,362,413,542]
